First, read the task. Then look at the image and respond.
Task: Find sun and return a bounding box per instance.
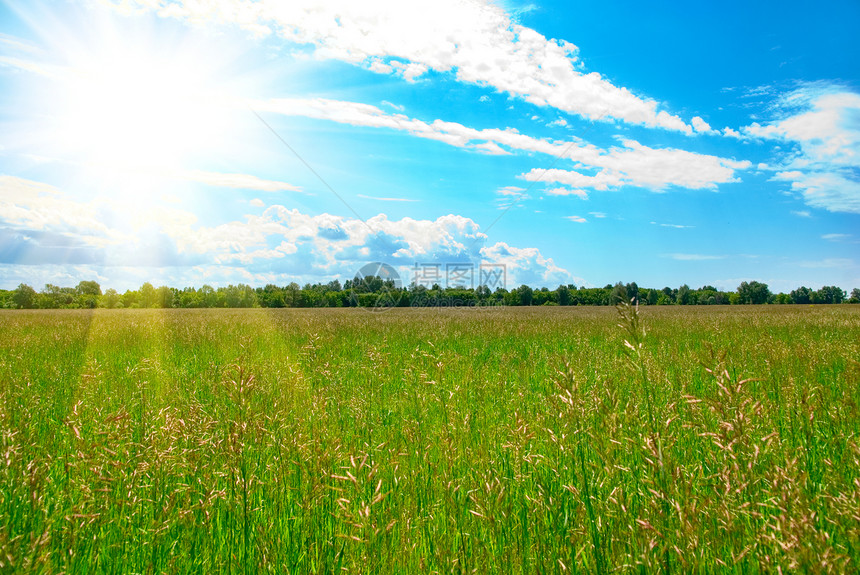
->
[8,3,260,183]
[56,43,229,173]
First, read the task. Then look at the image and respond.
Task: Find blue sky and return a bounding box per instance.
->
[0,0,858,292]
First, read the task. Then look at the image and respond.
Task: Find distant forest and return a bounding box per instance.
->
[2,279,858,309]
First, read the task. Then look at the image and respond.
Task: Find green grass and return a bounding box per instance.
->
[1,306,859,573]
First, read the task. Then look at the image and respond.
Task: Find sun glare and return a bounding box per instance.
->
[44,22,242,177]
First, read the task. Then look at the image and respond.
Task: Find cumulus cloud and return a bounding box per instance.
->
[479,241,571,287]
[691,116,712,133]
[104,0,695,132]
[0,175,123,244]
[0,175,570,287]
[743,84,860,214]
[162,208,572,286]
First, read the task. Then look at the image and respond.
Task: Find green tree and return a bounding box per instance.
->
[102,288,120,309]
[284,282,301,307]
[76,280,102,296]
[556,284,571,306]
[790,286,812,305]
[815,286,845,304]
[645,289,659,305]
[120,289,140,308]
[258,284,285,308]
[625,282,639,304]
[610,282,627,305]
[677,284,691,305]
[737,281,771,305]
[661,287,675,304]
[516,285,534,306]
[139,282,157,308]
[849,288,860,303]
[41,284,67,308]
[237,284,257,307]
[76,280,102,309]
[199,284,217,307]
[178,287,201,308]
[774,293,791,304]
[12,283,37,309]
[156,286,174,308]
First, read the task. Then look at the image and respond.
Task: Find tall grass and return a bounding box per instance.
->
[0,305,858,573]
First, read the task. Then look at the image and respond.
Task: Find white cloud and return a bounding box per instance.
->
[523,139,751,192]
[254,97,560,156]
[249,198,265,207]
[548,117,568,127]
[0,54,54,76]
[589,212,606,218]
[496,186,526,196]
[255,97,751,192]
[691,116,712,133]
[651,221,692,228]
[183,170,303,192]
[166,208,570,286]
[744,84,860,214]
[389,59,428,82]
[772,170,860,214]
[495,187,529,209]
[357,194,419,202]
[821,233,851,241]
[664,253,726,261]
[546,187,588,199]
[0,174,569,287]
[0,33,58,77]
[791,210,811,218]
[381,100,405,111]
[565,215,587,223]
[746,89,860,168]
[0,175,122,244]
[105,0,695,132]
[479,241,572,286]
[797,258,855,269]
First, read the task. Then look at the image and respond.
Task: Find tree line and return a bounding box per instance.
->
[1,279,858,309]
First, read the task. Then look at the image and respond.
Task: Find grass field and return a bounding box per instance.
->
[1,305,859,573]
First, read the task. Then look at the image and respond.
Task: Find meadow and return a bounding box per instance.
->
[0,305,858,573]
